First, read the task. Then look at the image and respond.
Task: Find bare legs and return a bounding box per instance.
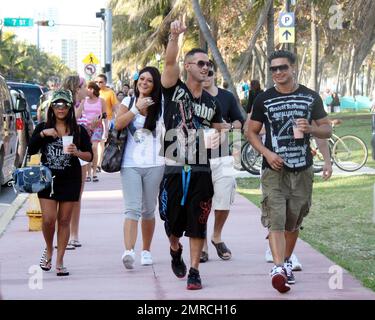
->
[70,165,87,242]
[202,210,231,259]
[269,230,299,265]
[39,199,74,267]
[123,218,155,251]
[87,142,99,179]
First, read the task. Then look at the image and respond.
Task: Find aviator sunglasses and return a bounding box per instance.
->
[269,64,289,73]
[188,60,213,69]
[51,101,71,110]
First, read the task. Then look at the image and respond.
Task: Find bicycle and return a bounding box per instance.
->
[242,119,368,174]
[311,120,368,172]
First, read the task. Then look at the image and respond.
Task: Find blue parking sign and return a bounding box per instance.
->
[279,12,295,28]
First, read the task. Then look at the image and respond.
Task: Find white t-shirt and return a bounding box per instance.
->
[121,97,165,168]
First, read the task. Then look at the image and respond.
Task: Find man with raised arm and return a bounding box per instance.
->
[247,50,332,293]
[159,19,223,290]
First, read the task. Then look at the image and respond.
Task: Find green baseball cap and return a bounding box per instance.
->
[50,89,73,105]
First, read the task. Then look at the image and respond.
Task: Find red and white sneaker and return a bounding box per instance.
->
[270,266,290,293]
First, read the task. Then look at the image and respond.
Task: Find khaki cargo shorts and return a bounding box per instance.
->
[260,166,314,232]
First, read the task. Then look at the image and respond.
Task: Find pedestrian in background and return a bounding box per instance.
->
[115,66,165,269]
[201,60,244,262]
[76,81,107,183]
[62,75,90,249]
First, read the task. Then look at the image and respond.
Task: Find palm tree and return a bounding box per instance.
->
[191,0,241,107]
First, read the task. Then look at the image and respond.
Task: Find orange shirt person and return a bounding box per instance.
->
[95,74,119,120]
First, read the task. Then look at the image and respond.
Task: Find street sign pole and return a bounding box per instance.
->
[105,8,113,85]
[286,0,291,51]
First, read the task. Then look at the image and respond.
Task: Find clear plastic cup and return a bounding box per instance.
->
[203,128,216,148]
[293,126,304,139]
[62,136,73,154]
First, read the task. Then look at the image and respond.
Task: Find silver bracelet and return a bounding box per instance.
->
[168,33,178,42]
[130,105,139,115]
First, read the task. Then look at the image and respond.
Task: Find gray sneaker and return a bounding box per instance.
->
[122,249,135,269]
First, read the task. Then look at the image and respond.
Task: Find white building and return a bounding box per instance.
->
[61,39,78,71]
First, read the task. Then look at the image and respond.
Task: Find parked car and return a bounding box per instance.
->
[0,75,28,192]
[9,88,35,167]
[7,81,45,124]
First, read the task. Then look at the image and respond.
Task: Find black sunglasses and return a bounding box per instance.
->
[188,60,213,69]
[269,64,289,73]
[51,102,71,110]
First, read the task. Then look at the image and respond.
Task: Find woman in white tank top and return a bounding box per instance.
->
[115,66,165,269]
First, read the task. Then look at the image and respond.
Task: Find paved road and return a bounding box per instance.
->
[0,185,17,220]
[0,171,374,300]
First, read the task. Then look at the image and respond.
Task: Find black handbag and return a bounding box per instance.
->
[101,127,128,173]
[102,97,136,173]
[12,149,54,194]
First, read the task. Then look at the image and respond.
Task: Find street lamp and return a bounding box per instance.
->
[155,53,161,70]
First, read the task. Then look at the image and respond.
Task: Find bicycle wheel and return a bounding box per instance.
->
[332,135,368,171]
[229,141,243,171]
[310,138,333,173]
[241,142,261,175]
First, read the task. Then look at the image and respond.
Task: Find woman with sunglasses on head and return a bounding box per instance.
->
[28,89,93,276]
[76,81,108,183]
[62,76,90,249]
[115,66,165,270]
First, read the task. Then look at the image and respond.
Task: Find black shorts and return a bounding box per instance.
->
[38,180,81,202]
[159,165,214,239]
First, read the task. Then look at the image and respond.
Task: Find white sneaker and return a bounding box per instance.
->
[122,249,135,269]
[290,253,302,271]
[141,250,153,266]
[265,248,273,263]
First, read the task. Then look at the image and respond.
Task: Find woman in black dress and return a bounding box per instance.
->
[28,89,93,276]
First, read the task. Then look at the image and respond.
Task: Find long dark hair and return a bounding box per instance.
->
[46,104,80,147]
[134,66,162,132]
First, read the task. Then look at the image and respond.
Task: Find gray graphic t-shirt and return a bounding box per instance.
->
[251,85,327,171]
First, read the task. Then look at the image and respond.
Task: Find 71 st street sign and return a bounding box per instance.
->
[3,18,34,27]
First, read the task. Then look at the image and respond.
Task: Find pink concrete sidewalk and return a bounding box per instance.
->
[0,171,374,300]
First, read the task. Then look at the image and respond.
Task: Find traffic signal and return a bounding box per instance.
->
[96,9,105,20]
[36,20,55,27]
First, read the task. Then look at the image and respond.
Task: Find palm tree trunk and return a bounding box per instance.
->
[297,47,307,83]
[233,0,273,82]
[191,0,242,110]
[346,45,356,96]
[366,57,372,97]
[251,50,256,80]
[266,1,274,89]
[335,55,343,94]
[309,3,318,91]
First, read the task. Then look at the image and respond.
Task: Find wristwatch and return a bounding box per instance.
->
[230,123,235,130]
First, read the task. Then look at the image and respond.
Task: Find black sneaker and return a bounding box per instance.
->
[284,259,296,284]
[187,267,202,290]
[170,243,187,278]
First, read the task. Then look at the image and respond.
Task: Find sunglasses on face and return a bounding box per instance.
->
[269,64,290,73]
[188,60,213,69]
[51,102,71,110]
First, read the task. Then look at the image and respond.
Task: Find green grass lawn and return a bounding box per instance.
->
[237,175,375,292]
[328,111,374,169]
